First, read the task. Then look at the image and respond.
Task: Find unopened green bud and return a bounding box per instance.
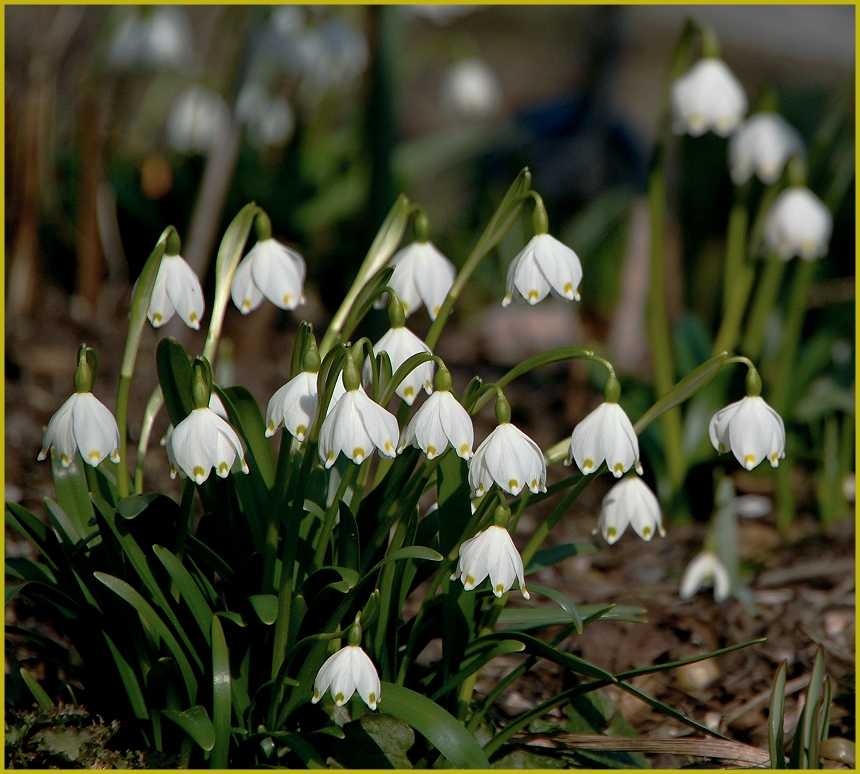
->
[434,364,452,392]
[73,344,97,393]
[302,334,321,374]
[531,193,549,235]
[192,357,213,409]
[414,210,430,243]
[604,371,621,404]
[254,210,272,242]
[745,366,762,397]
[342,352,360,392]
[165,229,181,257]
[387,291,406,329]
[347,614,363,647]
[493,502,511,528]
[494,392,511,425]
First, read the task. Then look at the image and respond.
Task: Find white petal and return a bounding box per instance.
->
[250,239,306,310]
[437,392,474,459]
[353,391,399,458]
[231,256,264,314]
[163,255,205,329]
[148,261,176,327]
[40,394,79,465]
[72,393,121,466]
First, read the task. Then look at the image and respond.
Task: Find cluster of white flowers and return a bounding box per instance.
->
[671,54,831,261]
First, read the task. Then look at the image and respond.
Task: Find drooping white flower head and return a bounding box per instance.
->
[568,402,641,478]
[319,357,399,467]
[595,476,665,545]
[453,524,530,598]
[266,371,318,441]
[312,645,381,710]
[364,325,434,405]
[709,395,785,471]
[503,234,583,307]
[398,377,473,460]
[384,241,457,320]
[728,112,803,185]
[38,393,121,468]
[232,237,307,313]
[443,57,503,121]
[469,422,546,498]
[167,407,249,484]
[671,58,747,138]
[149,253,205,329]
[680,551,730,602]
[763,186,832,261]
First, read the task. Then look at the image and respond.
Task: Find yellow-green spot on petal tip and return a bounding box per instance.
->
[193,466,206,479]
[353,447,365,462]
[642,527,652,539]
[404,386,414,398]
[88,450,101,461]
[563,282,573,294]
[583,458,594,471]
[189,312,198,323]
[218,462,228,474]
[465,574,475,589]
[296,424,307,438]
[613,462,623,474]
[528,290,539,302]
[152,313,163,324]
[282,294,293,305]
[426,445,436,457]
[508,479,519,491]
[607,527,617,538]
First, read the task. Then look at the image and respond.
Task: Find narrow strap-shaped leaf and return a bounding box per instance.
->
[496,603,646,630]
[431,640,526,701]
[248,594,279,625]
[616,637,766,681]
[50,450,95,541]
[337,500,360,574]
[380,682,491,769]
[103,631,149,720]
[156,337,194,427]
[219,386,275,486]
[5,558,57,585]
[44,498,86,548]
[187,536,236,586]
[526,583,583,634]
[153,545,214,644]
[92,496,204,673]
[94,571,198,704]
[211,615,231,768]
[6,502,61,570]
[802,645,827,768]
[162,705,215,751]
[478,632,615,682]
[19,668,54,710]
[618,680,730,740]
[525,543,596,575]
[633,351,729,434]
[768,661,787,768]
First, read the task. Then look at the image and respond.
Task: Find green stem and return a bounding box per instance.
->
[134,387,164,494]
[647,160,685,494]
[713,190,754,354]
[115,375,132,498]
[312,464,358,570]
[425,169,532,351]
[741,256,787,360]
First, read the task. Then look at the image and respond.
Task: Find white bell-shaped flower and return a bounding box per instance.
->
[149,253,205,329]
[709,395,785,471]
[265,371,318,441]
[453,524,529,599]
[568,402,641,478]
[38,393,121,468]
[469,422,546,497]
[385,241,457,319]
[728,112,803,185]
[167,407,249,484]
[312,645,381,710]
[671,58,747,138]
[364,325,434,405]
[679,551,731,602]
[595,476,665,545]
[763,186,832,261]
[503,234,583,307]
[318,358,399,467]
[232,237,307,313]
[398,389,473,460]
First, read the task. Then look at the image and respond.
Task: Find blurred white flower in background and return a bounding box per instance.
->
[236,83,295,148]
[443,58,503,121]
[402,5,476,25]
[763,186,832,260]
[671,58,747,137]
[680,551,731,602]
[729,112,803,185]
[108,6,192,71]
[166,85,231,154]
